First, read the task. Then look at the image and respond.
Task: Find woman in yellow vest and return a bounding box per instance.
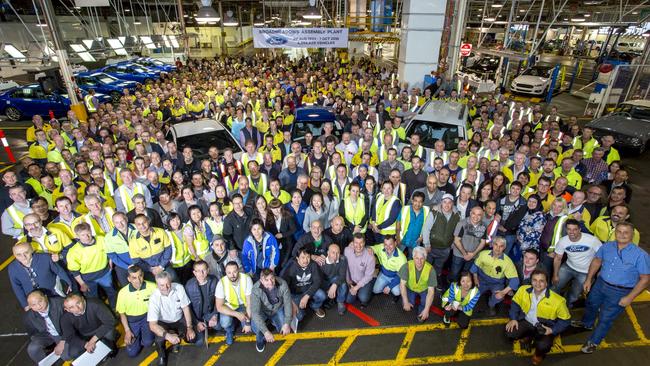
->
[442,271,481,329]
[166,213,193,284]
[206,202,224,237]
[340,183,367,234]
[182,205,212,262]
[215,186,233,216]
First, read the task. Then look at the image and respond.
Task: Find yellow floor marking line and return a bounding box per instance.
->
[632,290,650,303]
[266,338,296,366]
[626,306,649,342]
[203,344,230,366]
[395,329,416,362]
[0,255,15,271]
[328,335,358,365]
[453,326,472,360]
[138,350,158,366]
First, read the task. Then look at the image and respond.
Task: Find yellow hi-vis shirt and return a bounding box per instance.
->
[116,281,156,318]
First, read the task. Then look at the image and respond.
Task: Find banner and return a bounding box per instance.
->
[253,28,348,48]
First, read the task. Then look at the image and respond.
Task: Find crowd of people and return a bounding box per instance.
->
[1,53,648,366]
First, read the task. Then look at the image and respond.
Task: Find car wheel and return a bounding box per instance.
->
[110,91,121,103]
[5,106,22,121]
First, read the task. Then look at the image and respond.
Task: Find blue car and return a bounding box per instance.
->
[97,62,161,84]
[75,72,137,103]
[0,84,110,121]
[130,57,176,73]
[291,107,342,144]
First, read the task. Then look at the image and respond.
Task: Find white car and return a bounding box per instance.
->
[616,42,644,53]
[0,79,19,92]
[165,118,243,159]
[510,65,560,96]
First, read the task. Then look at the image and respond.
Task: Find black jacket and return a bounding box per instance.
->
[60,298,116,342]
[281,259,322,296]
[24,296,66,341]
[127,208,164,228]
[293,232,333,258]
[323,227,353,252]
[222,207,253,251]
[185,275,219,323]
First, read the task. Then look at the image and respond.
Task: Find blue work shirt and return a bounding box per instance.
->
[399,207,425,248]
[596,241,650,288]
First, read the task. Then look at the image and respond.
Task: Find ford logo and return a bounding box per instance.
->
[266,36,288,45]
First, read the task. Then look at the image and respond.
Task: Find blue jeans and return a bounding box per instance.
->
[251,308,286,343]
[552,264,587,305]
[450,255,474,283]
[504,234,517,259]
[219,306,246,335]
[323,276,349,304]
[85,269,117,308]
[478,280,507,308]
[291,290,327,321]
[372,272,400,296]
[346,281,374,305]
[406,288,429,313]
[125,316,155,358]
[582,278,630,345]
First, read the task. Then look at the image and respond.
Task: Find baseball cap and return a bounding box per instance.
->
[441,193,454,202]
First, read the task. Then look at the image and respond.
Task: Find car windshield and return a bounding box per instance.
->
[130,65,149,73]
[292,120,342,142]
[407,119,461,150]
[525,67,551,77]
[97,74,118,84]
[175,129,241,157]
[620,105,650,120]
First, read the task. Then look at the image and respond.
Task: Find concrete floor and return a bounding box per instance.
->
[0,80,649,365]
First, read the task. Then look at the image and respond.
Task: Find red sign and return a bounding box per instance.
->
[460,43,472,57]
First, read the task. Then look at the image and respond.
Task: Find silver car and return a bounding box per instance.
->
[586,99,650,154]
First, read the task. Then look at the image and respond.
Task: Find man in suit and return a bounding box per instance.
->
[24,291,71,362]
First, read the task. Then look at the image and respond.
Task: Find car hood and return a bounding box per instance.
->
[587,114,650,138]
[514,75,548,85]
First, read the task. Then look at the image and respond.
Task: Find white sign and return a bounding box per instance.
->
[253,28,349,48]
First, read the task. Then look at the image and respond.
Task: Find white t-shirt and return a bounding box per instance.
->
[554,233,602,273]
[215,274,253,308]
[147,283,191,323]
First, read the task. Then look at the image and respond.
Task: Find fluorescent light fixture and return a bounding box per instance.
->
[77,52,95,62]
[70,44,86,52]
[571,16,585,22]
[107,38,128,55]
[141,36,156,49]
[118,36,126,44]
[36,23,48,27]
[162,36,171,47]
[82,39,94,48]
[223,10,238,26]
[125,9,130,12]
[485,17,496,22]
[303,7,322,20]
[585,14,591,17]
[196,6,220,22]
[43,46,58,62]
[491,3,504,8]
[133,19,142,25]
[254,22,265,26]
[169,35,180,48]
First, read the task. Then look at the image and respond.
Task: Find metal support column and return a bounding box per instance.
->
[238,5,244,45]
[219,1,227,55]
[38,0,86,121]
[176,0,189,60]
[503,0,516,49]
[448,0,468,76]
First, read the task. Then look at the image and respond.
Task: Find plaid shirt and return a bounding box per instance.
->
[581,158,608,184]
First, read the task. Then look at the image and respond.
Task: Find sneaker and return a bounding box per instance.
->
[571,320,594,330]
[290,316,299,333]
[581,341,598,354]
[443,315,451,325]
[337,303,347,315]
[225,331,234,345]
[359,302,368,309]
[171,344,180,354]
[315,308,326,318]
[255,338,266,353]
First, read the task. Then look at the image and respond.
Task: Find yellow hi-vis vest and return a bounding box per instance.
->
[6,204,27,229]
[247,173,268,195]
[221,274,250,310]
[344,196,366,233]
[241,153,263,176]
[375,194,399,235]
[399,206,430,241]
[84,95,97,112]
[407,260,433,293]
[441,284,480,316]
[75,207,115,237]
[118,183,143,212]
[166,230,191,268]
[185,221,210,260]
